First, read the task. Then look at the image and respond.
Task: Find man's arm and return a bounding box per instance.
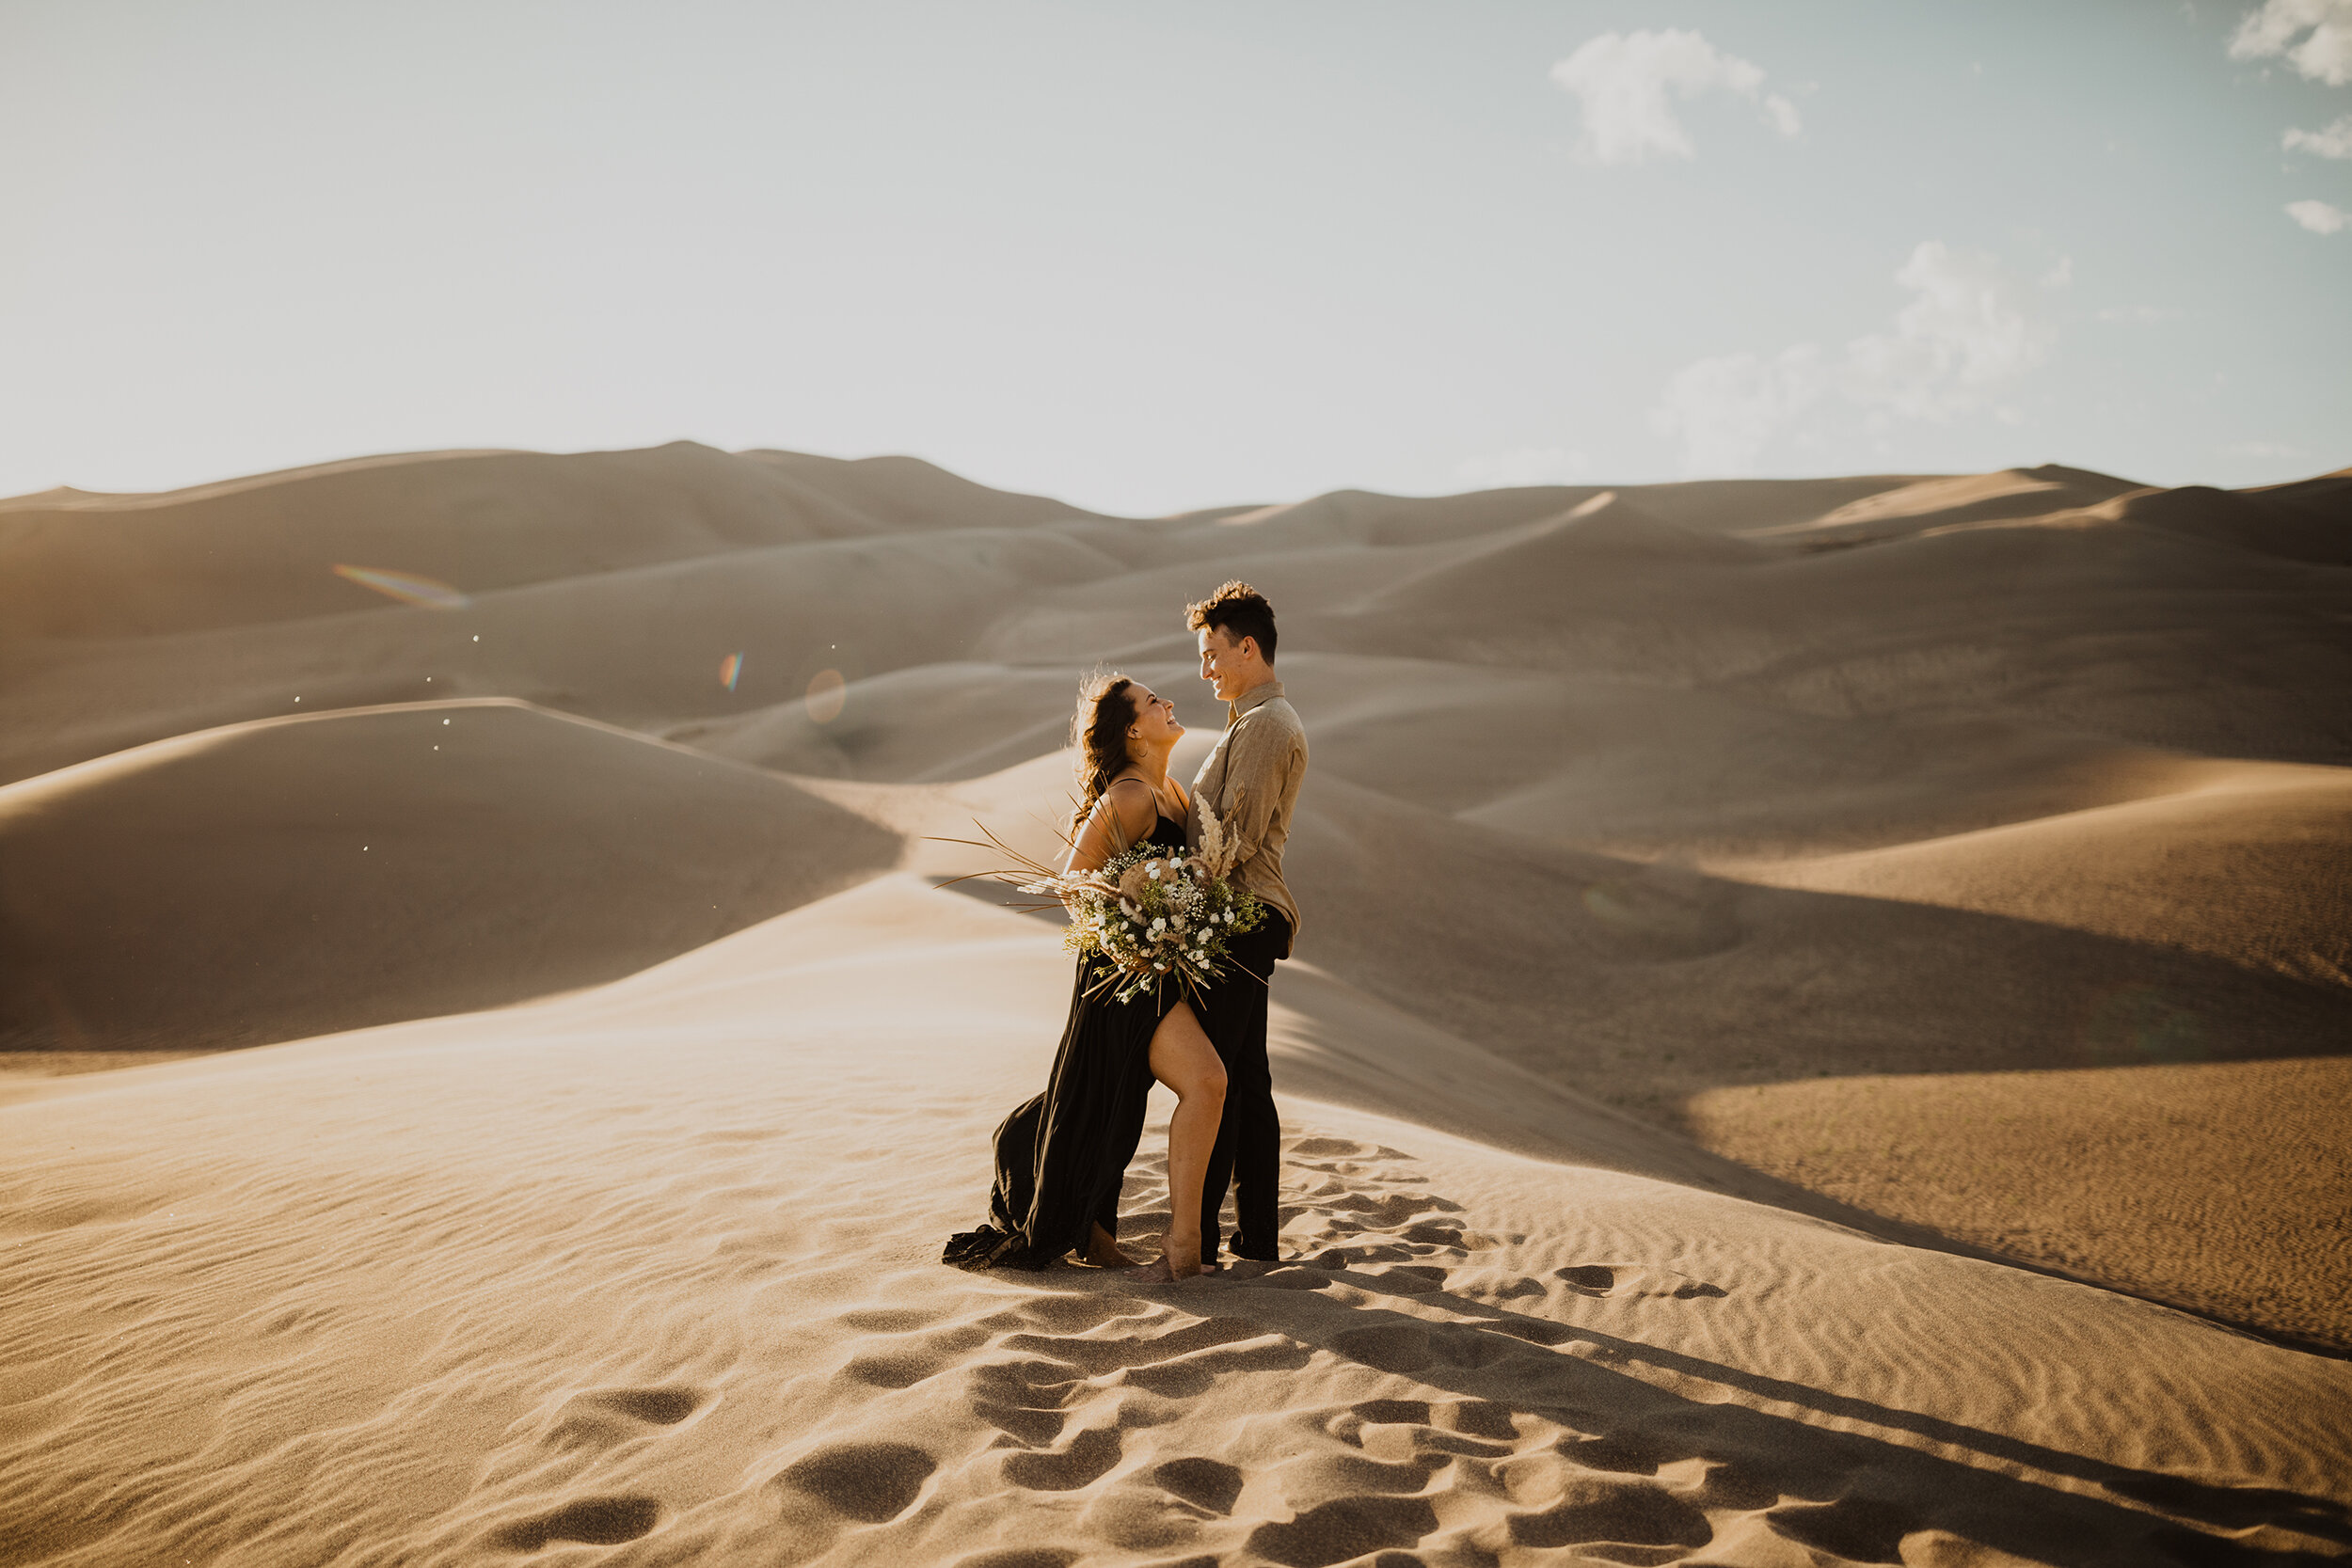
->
[1209,715,1299,871]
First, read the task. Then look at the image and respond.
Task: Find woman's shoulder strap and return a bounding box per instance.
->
[1100,774,1158,820]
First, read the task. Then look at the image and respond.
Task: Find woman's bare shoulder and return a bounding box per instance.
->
[1101,776,1159,828]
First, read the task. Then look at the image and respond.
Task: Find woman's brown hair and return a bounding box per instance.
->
[1068,672,1140,839]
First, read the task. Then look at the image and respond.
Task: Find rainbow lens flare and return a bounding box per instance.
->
[720,652,745,690]
[332,564,470,610]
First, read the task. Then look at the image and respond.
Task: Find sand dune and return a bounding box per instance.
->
[0,442,1104,641]
[1685,1055,2352,1351]
[5,441,2350,1560]
[2115,469,2352,566]
[664,663,1106,783]
[1720,760,2352,988]
[1756,464,2145,544]
[5,880,2346,1566]
[0,699,898,1052]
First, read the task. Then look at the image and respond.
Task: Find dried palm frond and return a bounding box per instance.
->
[1193,788,1244,879]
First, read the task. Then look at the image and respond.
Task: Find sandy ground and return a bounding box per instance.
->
[4,445,2349,1563]
[6,880,2348,1566]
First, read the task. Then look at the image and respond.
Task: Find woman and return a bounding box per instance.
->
[944,673,1229,1281]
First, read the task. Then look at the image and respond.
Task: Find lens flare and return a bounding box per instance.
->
[804,668,848,723]
[719,652,744,690]
[332,564,469,610]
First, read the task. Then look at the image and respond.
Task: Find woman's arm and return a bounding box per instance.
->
[1064,778,1158,875]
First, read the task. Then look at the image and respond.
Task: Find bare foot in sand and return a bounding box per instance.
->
[1081,1222,1133,1269]
[1129,1233,1217,1282]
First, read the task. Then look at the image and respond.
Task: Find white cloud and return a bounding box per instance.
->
[1843,242,2058,419]
[1549,29,1800,165]
[2096,304,2181,323]
[2284,113,2352,155]
[2229,0,2352,84]
[1650,242,2061,476]
[2287,197,2349,231]
[2225,439,2304,458]
[1454,445,1594,488]
[1650,348,1826,476]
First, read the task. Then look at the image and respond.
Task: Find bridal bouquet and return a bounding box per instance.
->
[940,800,1265,1004]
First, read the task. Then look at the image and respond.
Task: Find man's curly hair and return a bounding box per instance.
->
[1185,580,1278,663]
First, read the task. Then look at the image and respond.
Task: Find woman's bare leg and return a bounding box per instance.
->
[1135,1000,1226,1280]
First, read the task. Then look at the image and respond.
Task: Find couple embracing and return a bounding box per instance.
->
[944,582,1306,1282]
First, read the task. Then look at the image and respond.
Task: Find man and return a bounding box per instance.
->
[1184,581,1307,1271]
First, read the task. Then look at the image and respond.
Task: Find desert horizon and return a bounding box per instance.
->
[4,437,2348,1564]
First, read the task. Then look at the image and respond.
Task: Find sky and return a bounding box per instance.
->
[2,0,2347,515]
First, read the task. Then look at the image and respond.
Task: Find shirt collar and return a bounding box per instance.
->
[1226,677,1285,726]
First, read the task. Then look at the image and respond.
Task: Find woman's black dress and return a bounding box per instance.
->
[945,814,1188,1271]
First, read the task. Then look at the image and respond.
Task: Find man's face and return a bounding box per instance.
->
[1197,626,1244,702]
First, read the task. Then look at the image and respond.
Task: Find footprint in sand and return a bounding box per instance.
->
[1554,1263,1728,1299]
[1767,1495,1915,1562]
[488,1495,661,1550]
[1000,1425,1123,1491]
[958,1309,1311,1513]
[1330,1320,1520,1375]
[1500,1472,1712,1553]
[1554,1430,1678,1476]
[1078,1456,1246,1554]
[1312,1399,1750,1563]
[1244,1495,1438,1567]
[969,1355,1086,1446]
[1399,1219,1470,1249]
[1288,1134,1411,1163]
[539,1385,708,1449]
[578,1386,701,1424]
[1152,1456,1246,1514]
[1347,1397,1520,1451]
[771,1439,937,1524]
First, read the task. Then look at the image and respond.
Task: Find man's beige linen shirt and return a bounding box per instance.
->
[1188,677,1307,957]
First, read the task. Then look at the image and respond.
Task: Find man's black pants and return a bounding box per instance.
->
[1199,911,1289,1263]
